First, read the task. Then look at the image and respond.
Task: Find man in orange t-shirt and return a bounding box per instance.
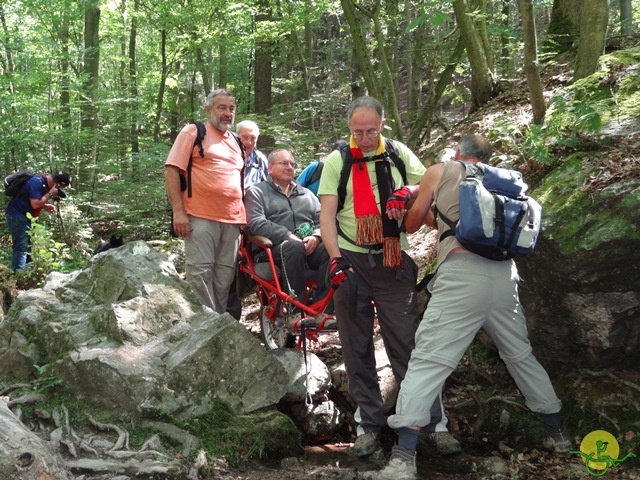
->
[165,89,245,313]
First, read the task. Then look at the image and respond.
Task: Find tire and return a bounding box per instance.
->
[260,305,296,349]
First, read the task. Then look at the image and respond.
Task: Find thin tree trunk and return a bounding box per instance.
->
[519,0,546,125]
[218,41,226,89]
[290,29,312,130]
[474,0,494,72]
[408,36,464,148]
[80,2,100,193]
[340,0,381,101]
[129,0,140,178]
[370,2,403,140]
[453,0,495,110]
[574,0,608,80]
[255,0,273,147]
[153,29,167,142]
[620,0,633,34]
[0,2,17,169]
[500,0,512,76]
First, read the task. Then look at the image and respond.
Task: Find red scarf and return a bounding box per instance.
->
[349,137,402,268]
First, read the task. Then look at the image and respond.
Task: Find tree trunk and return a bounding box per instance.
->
[474,0,494,72]
[218,40,226,89]
[290,29,312,130]
[574,0,608,80]
[340,0,381,101]
[129,0,140,178]
[620,0,633,35]
[153,29,167,142]
[371,1,403,140]
[452,0,495,111]
[544,0,583,54]
[80,2,100,193]
[255,0,273,147]
[408,36,465,149]
[59,12,71,133]
[519,0,546,125]
[0,2,17,169]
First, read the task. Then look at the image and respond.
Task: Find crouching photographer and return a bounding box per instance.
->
[4,171,71,271]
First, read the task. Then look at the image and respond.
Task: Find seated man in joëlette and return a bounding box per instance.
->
[243,148,334,329]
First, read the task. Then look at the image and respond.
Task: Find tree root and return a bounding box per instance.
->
[88,414,130,451]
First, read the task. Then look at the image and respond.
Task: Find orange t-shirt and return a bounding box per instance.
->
[165,122,246,224]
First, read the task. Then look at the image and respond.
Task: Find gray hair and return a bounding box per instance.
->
[457,135,492,163]
[236,120,259,135]
[267,149,292,164]
[205,89,234,107]
[347,96,384,120]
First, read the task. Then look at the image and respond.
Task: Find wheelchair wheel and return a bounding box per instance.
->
[260,306,296,349]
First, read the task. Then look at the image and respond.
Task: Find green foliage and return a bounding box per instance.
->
[14,214,75,289]
[33,364,62,392]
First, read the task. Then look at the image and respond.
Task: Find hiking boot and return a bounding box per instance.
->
[542,423,572,453]
[362,445,417,480]
[348,432,380,457]
[419,431,461,456]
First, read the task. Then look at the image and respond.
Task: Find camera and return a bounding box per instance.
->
[51,187,67,201]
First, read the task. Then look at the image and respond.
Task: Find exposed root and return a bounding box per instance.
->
[88,414,130,451]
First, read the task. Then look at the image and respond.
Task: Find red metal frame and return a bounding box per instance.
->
[237,231,336,348]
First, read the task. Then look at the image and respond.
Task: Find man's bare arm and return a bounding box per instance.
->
[404,163,444,234]
[165,166,190,238]
[319,194,341,260]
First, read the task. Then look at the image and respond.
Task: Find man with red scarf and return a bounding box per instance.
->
[318,96,458,459]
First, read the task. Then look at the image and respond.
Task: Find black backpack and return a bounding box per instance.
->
[4,170,35,197]
[334,139,409,249]
[181,121,246,197]
[170,122,246,237]
[336,138,408,212]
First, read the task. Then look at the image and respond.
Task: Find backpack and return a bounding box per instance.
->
[307,160,324,186]
[435,161,542,261]
[336,139,407,212]
[333,139,409,249]
[296,160,324,196]
[180,121,246,197]
[169,121,246,237]
[4,170,35,197]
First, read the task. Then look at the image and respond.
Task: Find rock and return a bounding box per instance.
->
[0,241,290,417]
[272,349,331,402]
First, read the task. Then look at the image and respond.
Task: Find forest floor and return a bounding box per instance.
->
[226,232,640,480]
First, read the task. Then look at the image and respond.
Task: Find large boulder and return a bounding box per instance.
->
[0,241,290,416]
[518,160,640,371]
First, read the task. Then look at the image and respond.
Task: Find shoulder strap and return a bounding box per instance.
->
[337,144,354,212]
[186,121,207,198]
[308,160,324,186]
[230,131,246,197]
[383,139,408,186]
[434,161,474,242]
[337,139,408,212]
[185,123,246,198]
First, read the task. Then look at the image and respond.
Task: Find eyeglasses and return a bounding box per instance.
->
[273,161,296,169]
[351,129,380,139]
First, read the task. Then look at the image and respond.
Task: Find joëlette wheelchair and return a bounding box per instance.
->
[237,231,337,350]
